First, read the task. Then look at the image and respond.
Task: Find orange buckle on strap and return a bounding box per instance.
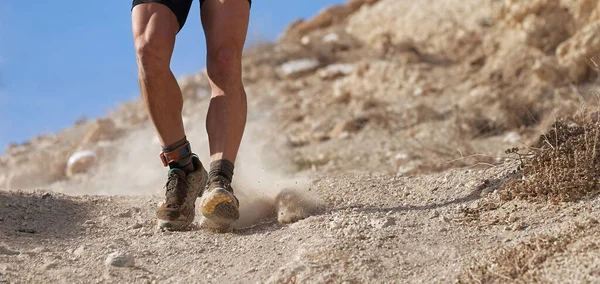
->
[159,142,192,167]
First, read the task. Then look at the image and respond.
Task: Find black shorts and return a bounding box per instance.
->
[132,0,251,32]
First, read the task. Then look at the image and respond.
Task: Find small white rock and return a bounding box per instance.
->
[66,151,97,177]
[503,131,521,144]
[301,36,311,45]
[278,59,320,79]
[323,33,340,43]
[371,217,396,229]
[128,223,143,230]
[73,245,85,257]
[317,63,355,80]
[413,87,424,96]
[105,251,135,267]
[394,152,410,161]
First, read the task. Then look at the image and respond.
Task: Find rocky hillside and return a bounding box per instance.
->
[3,0,600,189]
[3,0,600,283]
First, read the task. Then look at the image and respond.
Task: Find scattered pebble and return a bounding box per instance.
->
[301,36,310,45]
[413,87,424,96]
[371,217,396,229]
[278,59,320,79]
[513,222,528,231]
[73,245,85,257]
[480,187,495,197]
[105,251,135,267]
[440,215,450,223]
[329,218,343,230]
[128,223,143,230]
[25,247,49,256]
[116,210,132,218]
[42,262,59,271]
[138,231,154,237]
[322,33,340,43]
[343,225,361,238]
[430,210,440,219]
[503,131,521,143]
[0,246,19,256]
[317,63,354,80]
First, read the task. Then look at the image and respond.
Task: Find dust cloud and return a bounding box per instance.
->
[47,104,323,228]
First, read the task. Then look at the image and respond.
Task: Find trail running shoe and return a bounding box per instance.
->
[199,176,240,227]
[156,155,208,231]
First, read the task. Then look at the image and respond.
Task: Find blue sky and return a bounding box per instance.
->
[0,0,345,153]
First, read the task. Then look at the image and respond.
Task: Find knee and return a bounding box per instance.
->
[134,36,170,75]
[207,47,243,87]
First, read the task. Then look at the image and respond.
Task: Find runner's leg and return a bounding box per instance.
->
[197,0,251,227]
[132,2,186,149]
[201,0,250,164]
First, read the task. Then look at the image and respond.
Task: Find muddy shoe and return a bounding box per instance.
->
[157,155,208,231]
[199,176,240,227]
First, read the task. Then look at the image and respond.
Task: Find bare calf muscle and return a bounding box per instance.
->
[201,0,250,164]
[132,3,184,147]
[199,0,250,229]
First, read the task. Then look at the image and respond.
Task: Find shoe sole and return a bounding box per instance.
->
[157,168,208,231]
[200,188,239,226]
[157,206,194,231]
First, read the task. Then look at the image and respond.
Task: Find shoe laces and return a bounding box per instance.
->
[164,170,189,208]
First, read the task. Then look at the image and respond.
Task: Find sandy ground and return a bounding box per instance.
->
[3,160,600,283]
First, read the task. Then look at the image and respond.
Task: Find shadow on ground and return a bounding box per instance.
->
[0,190,91,246]
[362,187,483,213]
[331,185,489,215]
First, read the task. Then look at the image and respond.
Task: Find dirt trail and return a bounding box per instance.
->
[3,160,600,283]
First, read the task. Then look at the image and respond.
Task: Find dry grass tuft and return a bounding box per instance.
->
[460,235,570,283]
[459,219,600,283]
[500,117,600,203]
